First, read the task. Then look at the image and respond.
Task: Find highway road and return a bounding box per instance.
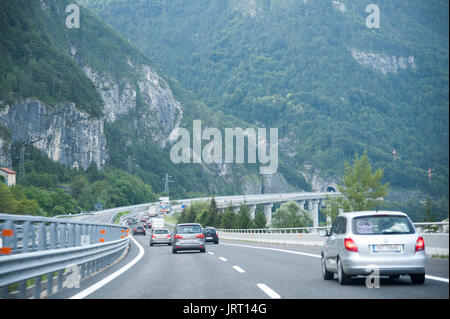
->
[50,234,449,299]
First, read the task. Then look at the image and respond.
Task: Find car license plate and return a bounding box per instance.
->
[372,244,402,253]
[206,237,213,240]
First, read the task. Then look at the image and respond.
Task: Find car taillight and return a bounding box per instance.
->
[344,238,358,252]
[167,235,171,238]
[415,236,425,252]
[133,229,137,232]
[196,233,204,238]
[175,234,183,239]
[152,235,156,238]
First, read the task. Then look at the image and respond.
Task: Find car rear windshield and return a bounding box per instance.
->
[154,229,169,234]
[204,229,216,234]
[352,215,415,235]
[177,225,202,234]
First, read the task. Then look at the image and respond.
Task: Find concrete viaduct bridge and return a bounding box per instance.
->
[174,191,343,227]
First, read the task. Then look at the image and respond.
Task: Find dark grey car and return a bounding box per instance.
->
[172,223,205,254]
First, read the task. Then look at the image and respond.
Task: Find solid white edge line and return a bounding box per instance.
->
[233,265,246,273]
[222,242,449,283]
[257,283,281,299]
[426,275,449,283]
[69,235,145,299]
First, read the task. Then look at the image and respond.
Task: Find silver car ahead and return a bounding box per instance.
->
[172,223,205,254]
[150,228,172,246]
[320,211,426,285]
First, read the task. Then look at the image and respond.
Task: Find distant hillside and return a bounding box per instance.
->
[81,0,449,201]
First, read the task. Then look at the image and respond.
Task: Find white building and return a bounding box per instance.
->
[0,167,16,187]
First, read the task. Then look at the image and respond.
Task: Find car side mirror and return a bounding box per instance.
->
[319,229,329,237]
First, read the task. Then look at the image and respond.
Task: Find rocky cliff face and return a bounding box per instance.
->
[0,57,183,171]
[350,48,417,75]
[0,99,107,169]
[83,63,182,148]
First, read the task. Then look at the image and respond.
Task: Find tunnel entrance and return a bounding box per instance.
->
[326,186,336,192]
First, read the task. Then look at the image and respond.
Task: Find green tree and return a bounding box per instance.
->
[253,210,267,228]
[323,151,389,222]
[195,209,209,227]
[179,201,208,224]
[221,204,237,229]
[272,201,311,228]
[236,203,254,229]
[206,196,220,227]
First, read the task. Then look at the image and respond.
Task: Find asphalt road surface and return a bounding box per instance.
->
[50,234,449,299]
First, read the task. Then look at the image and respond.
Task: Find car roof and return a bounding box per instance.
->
[176,223,202,226]
[339,211,408,219]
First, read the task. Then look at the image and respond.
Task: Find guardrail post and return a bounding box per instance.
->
[57,270,64,292]
[34,276,41,299]
[74,224,81,247]
[22,221,31,253]
[38,222,46,251]
[68,224,75,247]
[1,220,13,255]
[19,280,26,299]
[47,272,53,296]
[49,223,57,250]
[59,224,67,248]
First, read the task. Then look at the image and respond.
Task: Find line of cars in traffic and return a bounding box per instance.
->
[131,222,219,254]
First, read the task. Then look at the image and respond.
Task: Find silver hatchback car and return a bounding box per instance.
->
[150,228,172,246]
[172,223,206,254]
[320,211,426,285]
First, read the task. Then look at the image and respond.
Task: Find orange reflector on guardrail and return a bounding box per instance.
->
[2,229,14,237]
[121,230,125,233]
[121,235,124,239]
[1,247,12,254]
[100,230,106,234]
[99,238,105,243]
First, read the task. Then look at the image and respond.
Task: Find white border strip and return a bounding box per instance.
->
[69,236,145,299]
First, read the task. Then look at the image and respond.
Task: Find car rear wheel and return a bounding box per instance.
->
[150,242,153,246]
[337,258,351,285]
[172,248,177,254]
[410,273,425,285]
[200,248,206,253]
[321,256,334,280]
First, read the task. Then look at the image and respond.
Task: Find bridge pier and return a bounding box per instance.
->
[307,199,319,230]
[250,205,257,220]
[264,203,273,226]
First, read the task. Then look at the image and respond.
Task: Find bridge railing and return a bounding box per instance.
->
[0,213,130,299]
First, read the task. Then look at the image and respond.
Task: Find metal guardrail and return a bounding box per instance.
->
[217,222,449,234]
[0,213,130,299]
